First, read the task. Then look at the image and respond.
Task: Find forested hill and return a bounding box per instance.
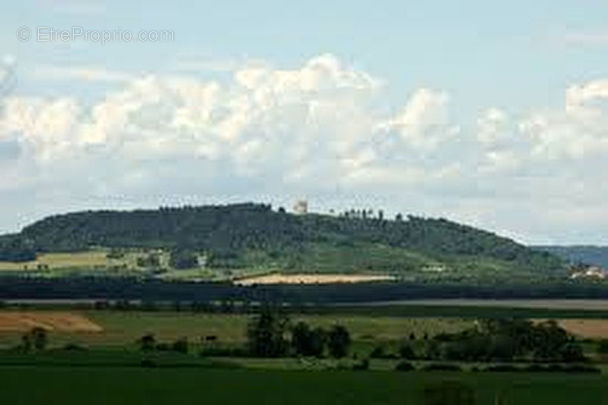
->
[0,203,562,275]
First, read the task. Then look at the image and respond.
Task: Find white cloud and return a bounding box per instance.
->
[377,89,459,151]
[32,66,134,83]
[562,31,608,46]
[2,54,608,243]
[0,55,17,98]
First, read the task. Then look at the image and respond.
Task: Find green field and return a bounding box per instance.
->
[0,311,474,348]
[0,367,606,405]
[0,240,565,283]
[0,250,155,274]
[1,307,608,404]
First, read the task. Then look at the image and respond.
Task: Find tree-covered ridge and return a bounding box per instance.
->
[2,203,562,273]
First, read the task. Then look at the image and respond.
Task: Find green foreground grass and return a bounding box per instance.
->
[0,366,606,405]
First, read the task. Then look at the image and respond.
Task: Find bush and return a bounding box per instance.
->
[291,322,326,357]
[370,345,387,359]
[137,333,156,352]
[399,343,415,359]
[327,325,351,359]
[395,361,415,371]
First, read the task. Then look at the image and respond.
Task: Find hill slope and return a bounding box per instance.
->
[0,203,563,280]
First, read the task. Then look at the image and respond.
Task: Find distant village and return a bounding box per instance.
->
[569,265,608,280]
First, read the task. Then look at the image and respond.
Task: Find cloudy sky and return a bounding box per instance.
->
[1,0,608,244]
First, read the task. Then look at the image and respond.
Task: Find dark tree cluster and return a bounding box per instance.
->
[403,319,585,363]
[290,322,351,358]
[291,321,326,357]
[137,334,189,354]
[169,249,198,270]
[2,276,608,302]
[0,235,36,262]
[20,327,48,352]
[246,308,351,358]
[246,307,290,357]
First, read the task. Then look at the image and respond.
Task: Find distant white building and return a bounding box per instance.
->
[293,200,308,215]
[570,266,608,280]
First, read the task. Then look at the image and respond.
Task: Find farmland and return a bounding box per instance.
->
[0,311,102,333]
[0,250,133,270]
[235,273,396,285]
[0,249,155,275]
[1,307,608,350]
[1,306,608,404]
[0,310,474,347]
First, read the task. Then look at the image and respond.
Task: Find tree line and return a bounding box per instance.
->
[3,276,608,302]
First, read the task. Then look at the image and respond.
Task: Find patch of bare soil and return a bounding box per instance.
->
[235,273,395,285]
[0,312,103,332]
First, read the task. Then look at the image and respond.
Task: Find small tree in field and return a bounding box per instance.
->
[21,333,32,352]
[328,325,351,359]
[138,333,156,352]
[291,322,326,357]
[247,307,289,357]
[291,321,312,356]
[21,327,48,352]
[32,327,48,351]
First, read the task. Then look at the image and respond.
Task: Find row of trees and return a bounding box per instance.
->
[393,319,586,363]
[246,308,351,358]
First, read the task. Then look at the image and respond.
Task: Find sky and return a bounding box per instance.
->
[1,0,608,244]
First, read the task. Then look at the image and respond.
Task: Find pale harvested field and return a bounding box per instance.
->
[0,312,103,333]
[234,273,395,285]
[557,319,608,339]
